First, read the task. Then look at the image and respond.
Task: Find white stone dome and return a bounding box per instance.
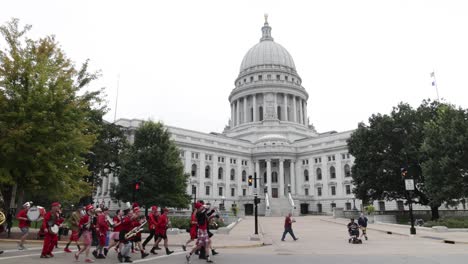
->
[240,41,296,73]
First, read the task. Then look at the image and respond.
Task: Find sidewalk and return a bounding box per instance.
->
[0,217,264,249]
[321,216,468,244]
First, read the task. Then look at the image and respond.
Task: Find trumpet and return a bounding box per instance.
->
[0,210,5,225]
[125,220,147,239]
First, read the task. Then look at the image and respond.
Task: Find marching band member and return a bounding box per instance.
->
[64,206,82,253]
[182,206,198,251]
[154,208,174,255]
[40,202,61,258]
[92,207,109,259]
[185,202,214,264]
[142,205,159,254]
[130,212,149,259]
[105,209,123,256]
[16,202,31,250]
[74,204,95,263]
[117,208,133,263]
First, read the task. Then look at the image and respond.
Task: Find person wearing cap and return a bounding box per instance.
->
[16,202,31,250]
[154,208,174,255]
[142,205,159,254]
[186,202,214,263]
[74,204,95,263]
[130,214,149,259]
[182,206,198,251]
[92,207,109,259]
[64,205,82,253]
[117,208,134,263]
[40,202,61,258]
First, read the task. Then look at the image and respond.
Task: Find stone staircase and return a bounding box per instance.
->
[269,197,293,216]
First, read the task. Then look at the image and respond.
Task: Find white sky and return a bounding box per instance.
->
[2,0,468,133]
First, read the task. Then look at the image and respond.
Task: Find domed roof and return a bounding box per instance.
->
[239,16,296,73]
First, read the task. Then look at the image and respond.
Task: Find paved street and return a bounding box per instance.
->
[1,216,468,264]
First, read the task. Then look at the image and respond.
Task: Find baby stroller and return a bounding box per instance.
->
[348,224,362,244]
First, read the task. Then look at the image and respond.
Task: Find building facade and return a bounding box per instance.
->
[95,18,363,216]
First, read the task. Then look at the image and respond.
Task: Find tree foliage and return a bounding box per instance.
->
[348,100,468,219]
[0,18,105,207]
[113,121,190,208]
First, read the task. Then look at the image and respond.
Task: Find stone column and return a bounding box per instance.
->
[255,161,260,194]
[299,99,303,124]
[293,96,297,123]
[213,154,218,198]
[102,175,108,195]
[266,159,272,196]
[243,97,247,123]
[304,101,308,125]
[237,158,242,196]
[252,94,257,122]
[290,160,296,195]
[231,103,234,127]
[200,152,205,199]
[274,93,278,119]
[236,100,240,125]
[185,150,191,194]
[279,159,285,197]
[284,94,288,121]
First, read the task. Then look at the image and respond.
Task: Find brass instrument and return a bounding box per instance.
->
[0,211,5,225]
[124,220,147,239]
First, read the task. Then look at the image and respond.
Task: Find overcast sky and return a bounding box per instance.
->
[2,0,468,133]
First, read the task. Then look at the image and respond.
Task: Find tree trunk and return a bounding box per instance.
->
[9,184,17,209]
[431,205,440,220]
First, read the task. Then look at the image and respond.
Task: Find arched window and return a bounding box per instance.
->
[242,170,247,182]
[316,168,322,180]
[259,106,263,121]
[344,164,351,177]
[205,165,210,178]
[304,169,309,182]
[191,164,197,177]
[330,166,336,179]
[277,106,281,120]
[218,167,223,180]
[272,171,278,183]
[230,169,235,181]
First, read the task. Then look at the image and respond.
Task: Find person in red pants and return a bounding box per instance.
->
[40,202,61,258]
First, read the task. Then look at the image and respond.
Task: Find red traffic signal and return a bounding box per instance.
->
[135,181,140,190]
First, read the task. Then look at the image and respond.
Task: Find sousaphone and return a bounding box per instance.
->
[0,210,5,225]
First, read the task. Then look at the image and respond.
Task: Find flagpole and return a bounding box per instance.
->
[431,69,440,101]
[113,74,120,122]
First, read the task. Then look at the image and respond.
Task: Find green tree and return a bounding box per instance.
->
[113,121,190,209]
[0,18,104,208]
[348,100,468,220]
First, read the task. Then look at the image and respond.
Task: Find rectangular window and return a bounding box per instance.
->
[397,201,404,211]
[231,188,235,197]
[305,188,309,196]
[379,201,386,211]
[345,202,352,210]
[347,153,350,159]
[191,185,196,195]
[258,75,262,81]
[244,78,246,83]
[218,187,223,196]
[315,158,318,163]
[331,186,336,196]
[292,78,295,83]
[250,76,254,82]
[345,185,351,195]
[205,186,210,196]
[328,156,331,162]
[267,74,271,80]
[242,189,246,196]
[332,155,335,161]
[285,76,288,81]
[276,74,280,80]
[319,158,322,163]
[342,154,346,159]
[317,187,322,196]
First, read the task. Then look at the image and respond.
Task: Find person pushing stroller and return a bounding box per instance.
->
[347,218,362,244]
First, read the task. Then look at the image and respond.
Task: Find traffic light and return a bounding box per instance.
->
[401,167,408,177]
[135,181,140,190]
[248,175,253,186]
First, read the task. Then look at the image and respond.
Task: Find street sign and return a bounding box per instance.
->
[405,179,415,191]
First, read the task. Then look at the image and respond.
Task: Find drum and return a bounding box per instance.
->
[50,224,59,234]
[27,206,41,221]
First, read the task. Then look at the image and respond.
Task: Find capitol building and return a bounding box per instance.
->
[95,17,363,216]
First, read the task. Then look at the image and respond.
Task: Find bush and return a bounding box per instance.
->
[424,217,468,228]
[168,217,191,230]
[364,205,375,215]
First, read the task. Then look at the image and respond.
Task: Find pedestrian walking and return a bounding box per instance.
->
[281,213,298,241]
[16,202,31,250]
[358,213,368,240]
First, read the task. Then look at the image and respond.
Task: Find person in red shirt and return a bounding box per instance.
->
[64,206,83,253]
[182,207,198,251]
[40,202,61,258]
[92,207,109,259]
[105,209,123,256]
[117,208,134,263]
[142,205,159,254]
[74,204,95,263]
[16,202,31,250]
[154,208,174,255]
[186,202,214,263]
[130,213,149,259]
[281,213,298,241]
